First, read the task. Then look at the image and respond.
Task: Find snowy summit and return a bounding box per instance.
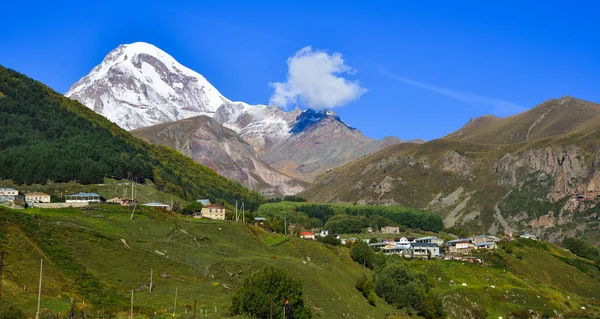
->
[66,42,230,130]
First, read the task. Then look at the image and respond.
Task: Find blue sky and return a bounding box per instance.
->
[2,0,599,141]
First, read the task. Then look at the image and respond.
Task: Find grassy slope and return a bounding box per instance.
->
[0,206,397,318]
[444,96,600,145]
[409,240,600,318]
[1,205,599,318]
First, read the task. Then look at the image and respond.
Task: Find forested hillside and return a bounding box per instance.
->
[0,66,263,209]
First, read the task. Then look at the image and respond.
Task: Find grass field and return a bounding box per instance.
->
[1,204,599,318]
[0,205,398,318]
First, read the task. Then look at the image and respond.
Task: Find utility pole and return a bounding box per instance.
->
[130,290,134,319]
[0,252,6,310]
[284,218,287,235]
[235,200,238,222]
[270,293,273,319]
[172,288,178,317]
[35,259,43,319]
[130,201,137,220]
[242,202,245,223]
[192,300,197,319]
[149,268,153,292]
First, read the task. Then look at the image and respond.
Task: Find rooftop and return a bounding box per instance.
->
[412,243,440,247]
[143,202,169,207]
[475,242,496,246]
[204,204,226,209]
[68,192,100,197]
[417,236,441,240]
[25,192,50,196]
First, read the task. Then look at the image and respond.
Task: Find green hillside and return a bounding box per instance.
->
[0,206,398,318]
[0,66,263,209]
[1,205,600,318]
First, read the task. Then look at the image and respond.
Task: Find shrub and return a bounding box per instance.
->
[231,266,312,319]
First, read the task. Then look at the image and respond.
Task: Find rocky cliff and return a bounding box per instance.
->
[302,97,600,245]
[132,116,308,197]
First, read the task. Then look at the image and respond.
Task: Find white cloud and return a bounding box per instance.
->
[379,66,525,115]
[269,46,366,109]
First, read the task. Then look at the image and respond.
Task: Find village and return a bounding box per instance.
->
[0,187,228,220]
[296,225,539,263]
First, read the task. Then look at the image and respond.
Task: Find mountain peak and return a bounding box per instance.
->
[289,109,354,134]
[66,42,228,130]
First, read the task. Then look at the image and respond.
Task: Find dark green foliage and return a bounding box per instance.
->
[267,196,306,203]
[257,202,443,233]
[375,263,426,312]
[230,266,312,319]
[351,240,376,269]
[0,66,264,210]
[356,274,377,306]
[563,237,600,264]
[498,174,565,219]
[296,204,334,223]
[181,202,204,215]
[348,249,445,318]
[342,206,443,232]
[324,214,369,234]
[0,305,25,319]
[283,195,306,202]
[317,234,341,246]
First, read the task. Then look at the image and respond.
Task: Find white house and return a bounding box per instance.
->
[446,239,475,254]
[25,192,51,203]
[520,233,538,241]
[395,237,411,249]
[381,226,400,234]
[143,202,170,210]
[475,242,498,250]
[300,232,316,240]
[319,230,329,237]
[411,243,440,258]
[65,193,102,203]
[415,236,444,246]
[198,204,226,220]
[0,188,21,203]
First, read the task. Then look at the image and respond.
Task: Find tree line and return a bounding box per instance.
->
[256,202,444,233]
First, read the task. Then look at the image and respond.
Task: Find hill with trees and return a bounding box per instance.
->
[0,66,263,210]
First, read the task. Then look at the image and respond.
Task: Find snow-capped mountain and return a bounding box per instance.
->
[66,42,230,130]
[67,42,403,184]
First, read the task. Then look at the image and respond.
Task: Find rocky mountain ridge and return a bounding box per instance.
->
[302,97,600,245]
[132,116,308,196]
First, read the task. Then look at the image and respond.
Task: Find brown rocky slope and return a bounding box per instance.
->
[301,97,600,245]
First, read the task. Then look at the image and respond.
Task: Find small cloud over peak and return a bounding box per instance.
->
[269,46,366,109]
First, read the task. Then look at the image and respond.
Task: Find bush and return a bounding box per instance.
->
[231,266,312,319]
[351,240,376,269]
[562,237,600,262]
[356,274,377,306]
[0,305,25,319]
[317,235,341,246]
[181,202,203,215]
